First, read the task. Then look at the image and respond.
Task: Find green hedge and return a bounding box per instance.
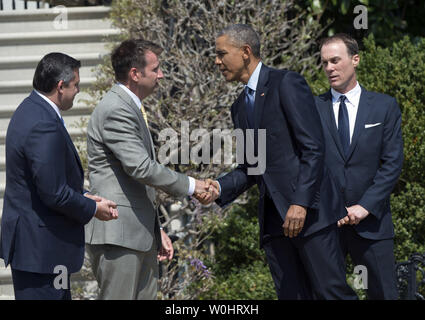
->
[200,188,276,299]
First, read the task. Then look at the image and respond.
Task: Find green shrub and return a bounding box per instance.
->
[200,188,276,300]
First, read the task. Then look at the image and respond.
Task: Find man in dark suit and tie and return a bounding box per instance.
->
[203,24,357,299]
[315,33,404,299]
[0,53,118,300]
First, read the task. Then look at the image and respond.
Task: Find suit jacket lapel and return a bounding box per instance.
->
[346,87,372,161]
[254,65,269,129]
[111,84,155,159]
[58,121,84,176]
[318,91,346,160]
[234,90,247,129]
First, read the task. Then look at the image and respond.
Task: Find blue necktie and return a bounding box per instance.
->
[338,95,350,156]
[244,86,255,127]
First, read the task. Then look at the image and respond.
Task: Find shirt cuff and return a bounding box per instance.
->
[84,192,98,218]
[216,181,222,196]
[188,176,196,195]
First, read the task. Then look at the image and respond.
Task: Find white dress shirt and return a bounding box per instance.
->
[246,61,262,95]
[331,82,362,144]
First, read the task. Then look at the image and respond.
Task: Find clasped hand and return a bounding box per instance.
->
[193,179,220,205]
[337,204,369,227]
[85,193,119,221]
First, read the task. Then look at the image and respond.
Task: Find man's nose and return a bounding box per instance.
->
[158,68,164,79]
[325,63,334,73]
[215,56,221,65]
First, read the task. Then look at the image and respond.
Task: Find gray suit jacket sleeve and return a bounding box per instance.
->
[101,103,189,198]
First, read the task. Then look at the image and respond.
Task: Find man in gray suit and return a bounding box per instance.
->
[85,39,209,300]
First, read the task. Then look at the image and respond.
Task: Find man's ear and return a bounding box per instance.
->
[352,54,360,68]
[129,67,139,82]
[56,80,65,94]
[242,44,252,60]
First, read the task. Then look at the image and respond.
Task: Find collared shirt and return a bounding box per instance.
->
[34,90,63,122]
[245,61,262,94]
[331,82,362,143]
[118,83,142,109]
[117,83,195,196]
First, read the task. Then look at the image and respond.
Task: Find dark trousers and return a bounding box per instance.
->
[262,196,357,300]
[11,268,71,300]
[339,225,399,300]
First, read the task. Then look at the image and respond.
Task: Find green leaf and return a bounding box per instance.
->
[340,0,351,15]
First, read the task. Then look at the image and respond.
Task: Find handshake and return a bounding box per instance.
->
[85,193,119,221]
[193,179,220,205]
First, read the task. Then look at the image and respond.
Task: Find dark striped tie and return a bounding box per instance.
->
[338,95,350,156]
[244,86,255,128]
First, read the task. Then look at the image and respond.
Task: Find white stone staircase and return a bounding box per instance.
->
[0,3,120,299]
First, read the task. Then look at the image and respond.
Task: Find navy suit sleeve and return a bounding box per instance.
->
[215,102,256,207]
[279,71,325,208]
[216,164,256,207]
[358,98,403,218]
[25,120,96,225]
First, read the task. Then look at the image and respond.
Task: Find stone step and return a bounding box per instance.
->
[0,102,93,120]
[0,36,118,58]
[0,263,12,285]
[0,5,109,18]
[0,52,106,70]
[0,77,96,93]
[0,6,113,33]
[0,28,120,45]
[0,64,98,82]
[0,261,13,299]
[0,90,94,108]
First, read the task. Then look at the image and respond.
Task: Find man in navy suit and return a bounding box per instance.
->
[0,53,118,300]
[201,24,357,299]
[315,34,403,299]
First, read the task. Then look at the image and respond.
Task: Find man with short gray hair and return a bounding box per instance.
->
[202,24,357,299]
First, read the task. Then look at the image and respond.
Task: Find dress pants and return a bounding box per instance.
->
[339,225,399,299]
[86,243,158,300]
[11,268,71,300]
[262,195,358,300]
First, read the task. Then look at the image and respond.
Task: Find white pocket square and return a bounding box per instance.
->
[365,123,381,128]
